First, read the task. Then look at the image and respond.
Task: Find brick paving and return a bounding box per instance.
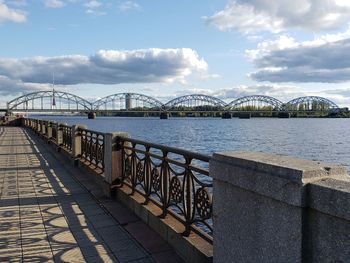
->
[0,127,155,262]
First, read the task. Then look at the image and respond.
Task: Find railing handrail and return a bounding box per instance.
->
[117,136,211,163]
[78,127,106,137]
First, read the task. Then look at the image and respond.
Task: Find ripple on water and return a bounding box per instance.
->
[39,116,350,172]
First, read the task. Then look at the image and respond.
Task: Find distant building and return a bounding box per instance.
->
[125,93,132,110]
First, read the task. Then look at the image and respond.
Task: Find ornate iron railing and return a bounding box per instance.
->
[79,128,105,173]
[61,124,72,151]
[117,137,213,243]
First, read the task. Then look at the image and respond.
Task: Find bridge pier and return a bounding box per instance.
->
[88,111,96,119]
[238,112,251,119]
[221,112,232,119]
[278,112,290,118]
[160,112,168,119]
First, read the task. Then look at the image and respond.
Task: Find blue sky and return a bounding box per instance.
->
[1,0,350,107]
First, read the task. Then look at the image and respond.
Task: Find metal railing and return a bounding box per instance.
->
[117,137,213,243]
[80,128,105,173]
[22,117,213,244]
[61,124,72,151]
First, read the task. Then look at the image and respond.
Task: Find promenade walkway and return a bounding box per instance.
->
[0,127,180,262]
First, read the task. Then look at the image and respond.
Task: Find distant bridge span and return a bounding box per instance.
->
[7,90,91,112]
[165,94,227,110]
[6,91,343,115]
[226,95,283,110]
[93,93,164,111]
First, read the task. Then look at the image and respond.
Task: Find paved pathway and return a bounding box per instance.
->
[0,127,155,262]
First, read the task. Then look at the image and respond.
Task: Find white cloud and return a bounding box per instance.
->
[118,1,141,12]
[84,0,104,15]
[0,75,51,95]
[44,0,65,8]
[0,1,26,23]
[246,28,350,83]
[0,48,207,95]
[206,0,350,34]
[84,0,100,9]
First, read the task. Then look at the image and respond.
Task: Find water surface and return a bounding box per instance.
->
[38,116,350,170]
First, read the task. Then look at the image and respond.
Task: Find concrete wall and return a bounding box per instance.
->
[305,178,350,262]
[210,151,350,263]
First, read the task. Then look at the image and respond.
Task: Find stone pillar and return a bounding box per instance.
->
[210,151,347,263]
[104,132,130,185]
[37,120,42,134]
[56,123,65,146]
[46,122,53,141]
[71,124,87,166]
[41,121,46,136]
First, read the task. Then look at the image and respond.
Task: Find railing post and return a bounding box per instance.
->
[41,121,46,136]
[37,120,41,134]
[104,132,130,185]
[72,124,87,166]
[56,123,63,151]
[46,122,53,141]
[210,151,347,263]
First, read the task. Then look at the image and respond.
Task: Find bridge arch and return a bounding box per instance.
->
[7,90,92,111]
[285,96,339,111]
[226,95,283,111]
[164,94,227,110]
[93,93,164,111]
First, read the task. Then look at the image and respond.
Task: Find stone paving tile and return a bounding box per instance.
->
[0,127,156,263]
[124,221,172,254]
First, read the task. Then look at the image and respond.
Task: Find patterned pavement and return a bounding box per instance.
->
[0,126,154,263]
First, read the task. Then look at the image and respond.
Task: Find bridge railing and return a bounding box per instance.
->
[116,136,213,242]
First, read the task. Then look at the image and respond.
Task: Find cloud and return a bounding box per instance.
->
[84,0,101,9]
[0,1,26,23]
[84,0,104,15]
[0,76,51,96]
[246,28,350,83]
[44,0,65,8]
[118,1,141,12]
[205,0,350,34]
[0,48,207,94]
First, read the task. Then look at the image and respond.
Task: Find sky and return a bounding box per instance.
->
[1,0,350,107]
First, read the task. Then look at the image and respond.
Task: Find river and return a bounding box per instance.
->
[37,116,350,171]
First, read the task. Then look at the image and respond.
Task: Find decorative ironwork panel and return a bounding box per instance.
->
[61,124,72,151]
[79,128,105,173]
[117,137,213,243]
[51,122,57,142]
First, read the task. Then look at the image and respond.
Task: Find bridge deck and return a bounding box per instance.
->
[0,127,176,262]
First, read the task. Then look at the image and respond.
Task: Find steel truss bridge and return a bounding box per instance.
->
[5,91,345,115]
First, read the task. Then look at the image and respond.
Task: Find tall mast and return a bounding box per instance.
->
[52,72,56,108]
